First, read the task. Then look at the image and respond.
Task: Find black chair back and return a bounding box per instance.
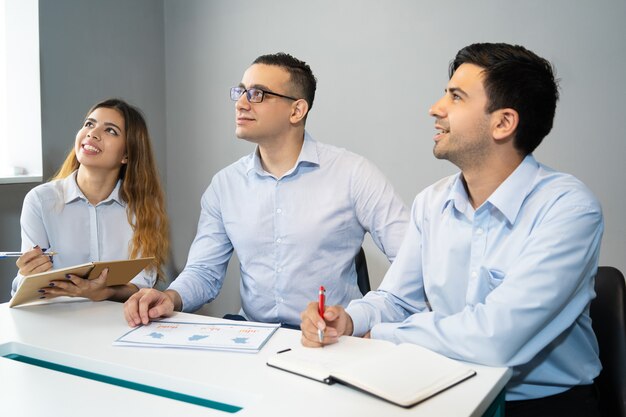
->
[590,266,626,417]
[355,248,371,296]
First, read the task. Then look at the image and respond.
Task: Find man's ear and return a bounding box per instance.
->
[492,108,519,141]
[289,99,309,124]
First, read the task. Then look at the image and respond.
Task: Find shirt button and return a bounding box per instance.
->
[277,267,283,272]
[277,297,284,303]
[276,208,282,214]
[276,238,282,243]
[471,271,478,278]
[476,228,484,235]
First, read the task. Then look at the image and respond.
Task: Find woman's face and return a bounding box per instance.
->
[74,107,127,173]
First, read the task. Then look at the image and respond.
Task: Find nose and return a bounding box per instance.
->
[429,95,447,118]
[87,128,101,141]
[235,91,250,111]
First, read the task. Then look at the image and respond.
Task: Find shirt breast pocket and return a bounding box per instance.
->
[486,268,506,291]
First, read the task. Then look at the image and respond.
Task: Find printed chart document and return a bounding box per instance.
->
[267,335,476,408]
[9,257,154,308]
[114,321,280,353]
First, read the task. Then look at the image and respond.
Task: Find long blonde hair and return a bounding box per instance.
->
[53,98,169,280]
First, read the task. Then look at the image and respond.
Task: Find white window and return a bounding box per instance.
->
[0,0,42,183]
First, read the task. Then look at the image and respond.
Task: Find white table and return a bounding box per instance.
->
[0,300,511,416]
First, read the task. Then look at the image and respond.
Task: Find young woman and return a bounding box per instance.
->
[11,98,169,302]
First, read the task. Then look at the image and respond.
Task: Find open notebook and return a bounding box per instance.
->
[267,335,476,408]
[9,257,154,307]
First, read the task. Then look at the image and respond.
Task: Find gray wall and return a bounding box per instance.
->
[0,0,166,302]
[164,0,626,317]
[2,1,625,314]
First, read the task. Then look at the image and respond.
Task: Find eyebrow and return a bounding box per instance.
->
[238,83,273,92]
[85,117,122,132]
[447,87,468,98]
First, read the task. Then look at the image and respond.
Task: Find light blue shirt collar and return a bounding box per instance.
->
[443,154,539,225]
[245,131,320,178]
[61,170,125,207]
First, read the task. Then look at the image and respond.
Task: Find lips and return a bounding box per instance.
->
[81,142,101,154]
[236,116,254,124]
[434,124,450,141]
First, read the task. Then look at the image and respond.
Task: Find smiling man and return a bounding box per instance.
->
[300,43,604,417]
[124,53,408,328]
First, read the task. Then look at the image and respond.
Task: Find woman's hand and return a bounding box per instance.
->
[16,246,53,276]
[40,268,113,301]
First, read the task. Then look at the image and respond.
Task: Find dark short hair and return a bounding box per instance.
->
[450,43,559,155]
[253,52,317,112]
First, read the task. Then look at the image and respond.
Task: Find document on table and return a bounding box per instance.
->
[114,320,280,353]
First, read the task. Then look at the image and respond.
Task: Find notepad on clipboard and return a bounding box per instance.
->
[9,257,154,307]
[267,336,476,408]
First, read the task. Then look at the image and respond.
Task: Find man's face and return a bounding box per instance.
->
[235,64,297,143]
[429,63,493,169]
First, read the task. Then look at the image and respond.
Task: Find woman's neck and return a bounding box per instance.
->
[75,166,120,205]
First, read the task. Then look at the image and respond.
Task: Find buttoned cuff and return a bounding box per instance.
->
[370,322,402,344]
[167,280,191,312]
[345,303,373,337]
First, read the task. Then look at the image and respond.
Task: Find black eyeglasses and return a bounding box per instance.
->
[230,86,299,103]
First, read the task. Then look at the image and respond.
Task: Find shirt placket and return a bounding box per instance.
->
[87,202,100,261]
[273,180,285,316]
[466,207,489,305]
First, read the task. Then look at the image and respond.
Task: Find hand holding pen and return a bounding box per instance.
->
[13,246,56,276]
[300,286,356,348]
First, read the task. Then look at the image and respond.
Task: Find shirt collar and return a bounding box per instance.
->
[245,130,320,177]
[442,172,469,215]
[442,154,539,225]
[62,170,125,207]
[487,154,539,224]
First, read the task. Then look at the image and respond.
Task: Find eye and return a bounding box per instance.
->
[250,89,264,100]
[105,127,119,136]
[84,121,94,128]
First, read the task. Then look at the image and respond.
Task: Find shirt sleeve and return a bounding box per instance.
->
[168,179,234,312]
[350,157,409,262]
[11,189,51,295]
[347,200,429,336]
[349,192,603,368]
[129,268,157,289]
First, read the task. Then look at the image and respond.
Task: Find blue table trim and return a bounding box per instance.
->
[4,353,242,413]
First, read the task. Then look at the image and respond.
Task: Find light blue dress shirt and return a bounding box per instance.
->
[169,132,409,325]
[346,155,604,401]
[11,171,155,295]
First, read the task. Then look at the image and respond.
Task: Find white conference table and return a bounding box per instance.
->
[0,300,511,417]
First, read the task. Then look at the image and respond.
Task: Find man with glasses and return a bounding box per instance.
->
[300,43,603,417]
[124,53,408,329]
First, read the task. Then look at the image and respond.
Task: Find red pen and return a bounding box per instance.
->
[318,286,326,343]
[318,286,326,316]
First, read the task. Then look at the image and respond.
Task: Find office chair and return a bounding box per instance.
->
[355,247,371,296]
[590,266,626,417]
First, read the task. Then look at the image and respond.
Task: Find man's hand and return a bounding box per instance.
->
[300,302,354,347]
[123,288,181,327]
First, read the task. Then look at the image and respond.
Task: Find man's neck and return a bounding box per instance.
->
[462,152,524,209]
[258,130,305,178]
